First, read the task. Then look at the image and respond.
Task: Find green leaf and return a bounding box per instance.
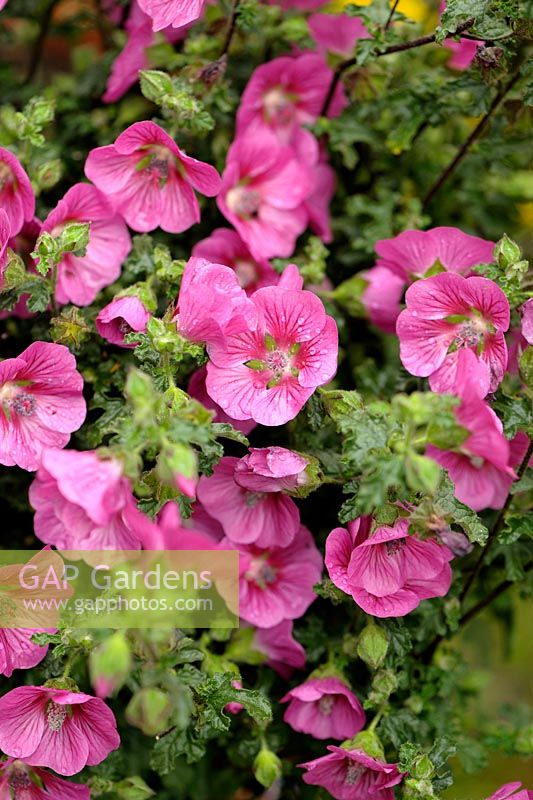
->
[195,673,272,728]
[433,475,489,544]
[150,728,206,773]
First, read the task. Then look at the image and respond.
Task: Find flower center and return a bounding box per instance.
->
[234,258,258,288]
[0,160,13,190]
[267,350,288,372]
[226,186,261,219]
[262,87,295,125]
[118,318,134,335]
[10,391,37,417]
[244,336,301,387]
[9,768,32,795]
[385,539,405,556]
[245,557,278,589]
[0,384,37,418]
[245,491,265,507]
[46,701,68,732]
[345,764,364,785]
[138,145,174,186]
[318,695,335,715]
[449,313,490,354]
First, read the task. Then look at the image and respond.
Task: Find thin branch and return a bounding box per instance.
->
[220,0,240,57]
[385,0,401,31]
[459,562,533,628]
[320,18,475,117]
[23,0,58,85]
[459,438,533,604]
[420,561,533,662]
[422,67,522,209]
[419,440,533,664]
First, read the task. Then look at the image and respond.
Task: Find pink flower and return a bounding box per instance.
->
[0,758,90,799]
[326,517,453,617]
[103,1,190,103]
[521,298,533,345]
[485,783,533,800]
[0,628,49,678]
[361,265,406,333]
[173,256,252,346]
[137,500,220,550]
[217,131,314,260]
[367,226,495,333]
[376,226,494,281]
[444,36,483,69]
[293,132,336,244]
[96,295,150,347]
[229,523,322,628]
[234,446,309,493]
[192,227,277,294]
[40,183,131,306]
[197,456,300,548]
[0,342,86,472]
[440,2,483,70]
[300,746,403,800]
[0,208,10,279]
[0,147,35,236]
[308,13,371,57]
[306,160,336,244]
[397,272,509,395]
[103,5,153,103]
[188,366,256,435]
[281,677,365,740]
[236,53,346,145]
[205,284,338,426]
[138,0,205,30]
[0,217,42,320]
[426,355,517,511]
[85,121,221,233]
[253,620,306,678]
[29,447,153,550]
[0,686,120,776]
[102,0,124,23]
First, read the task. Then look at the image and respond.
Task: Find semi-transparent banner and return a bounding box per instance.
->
[0,549,239,629]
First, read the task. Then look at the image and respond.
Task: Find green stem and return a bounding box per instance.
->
[62,650,78,679]
[369,703,387,732]
[49,262,59,315]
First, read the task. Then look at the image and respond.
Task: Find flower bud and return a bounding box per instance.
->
[139,70,174,102]
[411,754,434,780]
[114,776,155,799]
[125,688,172,736]
[254,747,282,788]
[357,624,389,669]
[343,729,385,760]
[35,159,62,192]
[369,669,398,704]
[494,234,522,268]
[156,443,197,497]
[89,632,131,699]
